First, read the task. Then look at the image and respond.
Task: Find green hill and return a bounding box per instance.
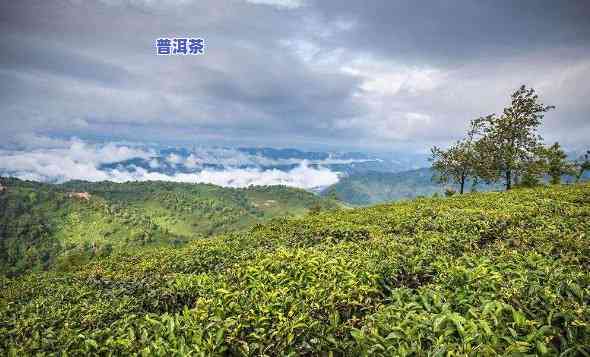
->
[0,178,338,276]
[321,168,438,205]
[323,167,589,206]
[1,183,589,355]
[321,168,477,205]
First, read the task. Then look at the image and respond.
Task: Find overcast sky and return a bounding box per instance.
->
[1,0,589,153]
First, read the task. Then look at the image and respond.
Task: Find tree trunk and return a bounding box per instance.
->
[506,169,512,190]
[460,176,465,194]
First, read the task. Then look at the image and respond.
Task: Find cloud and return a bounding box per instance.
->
[341,57,445,97]
[0,139,154,182]
[120,163,339,189]
[312,1,590,66]
[244,0,305,10]
[0,0,588,152]
[0,138,340,189]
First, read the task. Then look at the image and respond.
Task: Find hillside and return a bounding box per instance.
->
[1,184,589,355]
[0,177,338,276]
[321,168,486,205]
[322,168,435,205]
[323,168,588,205]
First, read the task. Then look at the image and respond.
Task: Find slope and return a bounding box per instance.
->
[321,168,454,205]
[0,177,338,276]
[1,183,589,355]
[324,167,590,206]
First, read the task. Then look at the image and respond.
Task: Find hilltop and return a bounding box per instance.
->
[0,177,339,276]
[1,183,589,355]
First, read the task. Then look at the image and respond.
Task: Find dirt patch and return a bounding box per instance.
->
[68,192,91,201]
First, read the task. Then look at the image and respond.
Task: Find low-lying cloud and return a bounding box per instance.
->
[114,164,339,189]
[0,138,340,189]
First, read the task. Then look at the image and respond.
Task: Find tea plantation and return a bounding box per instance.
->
[1,184,589,355]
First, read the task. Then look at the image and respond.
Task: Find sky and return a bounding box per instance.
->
[1,0,589,154]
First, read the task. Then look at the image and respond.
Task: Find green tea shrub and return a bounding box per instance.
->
[1,184,589,355]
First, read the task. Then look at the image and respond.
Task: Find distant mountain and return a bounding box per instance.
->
[236,147,431,174]
[237,147,330,161]
[0,141,434,189]
[98,147,430,176]
[322,168,499,205]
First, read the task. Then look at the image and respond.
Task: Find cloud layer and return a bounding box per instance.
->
[0,1,589,152]
[0,138,340,189]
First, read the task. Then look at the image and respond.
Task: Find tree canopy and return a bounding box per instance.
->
[430,85,581,191]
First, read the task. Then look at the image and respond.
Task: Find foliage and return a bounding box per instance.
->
[472,85,555,189]
[1,183,589,355]
[433,85,584,191]
[430,120,481,194]
[444,188,456,197]
[542,142,576,185]
[575,150,590,183]
[0,178,338,276]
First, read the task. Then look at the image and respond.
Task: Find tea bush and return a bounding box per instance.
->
[1,184,589,355]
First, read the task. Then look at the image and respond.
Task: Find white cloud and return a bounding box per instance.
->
[166,153,183,165]
[244,0,305,10]
[2,1,589,153]
[341,56,445,96]
[0,150,111,182]
[68,140,154,164]
[0,138,340,189]
[0,140,152,182]
[118,162,339,189]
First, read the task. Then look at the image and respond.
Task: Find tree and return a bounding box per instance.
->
[473,85,554,190]
[517,147,548,188]
[575,150,590,182]
[430,120,480,194]
[541,142,575,185]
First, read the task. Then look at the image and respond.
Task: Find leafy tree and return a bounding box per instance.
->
[473,85,554,190]
[431,120,481,194]
[542,142,575,185]
[575,150,590,182]
[518,153,546,188]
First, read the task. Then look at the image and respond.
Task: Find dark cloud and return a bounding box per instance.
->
[1,35,134,87]
[0,0,589,153]
[312,0,590,66]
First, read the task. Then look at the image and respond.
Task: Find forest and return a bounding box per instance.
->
[0,178,338,276]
